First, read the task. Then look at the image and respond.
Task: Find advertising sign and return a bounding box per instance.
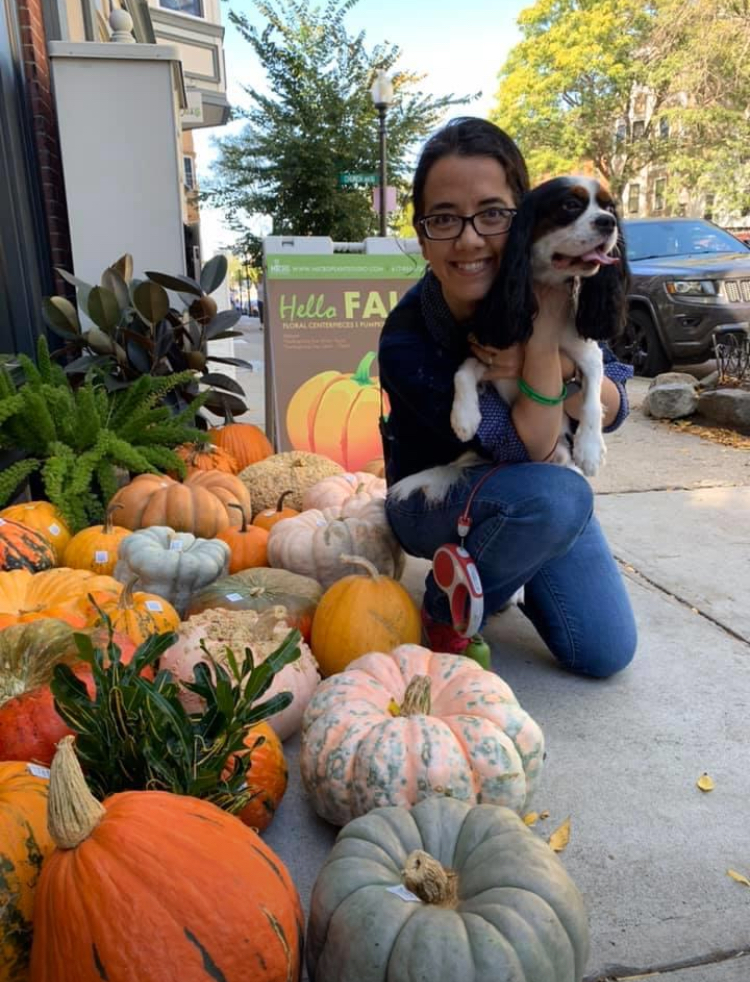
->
[264,250,425,470]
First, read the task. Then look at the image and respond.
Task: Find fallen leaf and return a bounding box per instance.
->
[697,773,715,792]
[728,869,750,887]
[549,817,571,853]
[540,810,550,819]
[523,812,539,826]
[691,607,700,614]
[387,699,400,716]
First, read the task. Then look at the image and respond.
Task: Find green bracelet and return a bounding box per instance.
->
[517,378,568,406]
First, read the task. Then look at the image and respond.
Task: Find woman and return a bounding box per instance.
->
[379,117,636,677]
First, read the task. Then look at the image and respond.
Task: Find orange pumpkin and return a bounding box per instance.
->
[0,761,54,980]
[173,439,239,475]
[0,568,123,631]
[209,410,274,471]
[62,504,131,576]
[86,578,180,644]
[0,518,56,573]
[0,501,72,563]
[230,722,288,832]
[217,504,269,574]
[109,471,252,539]
[252,490,299,532]
[285,351,389,471]
[30,738,304,982]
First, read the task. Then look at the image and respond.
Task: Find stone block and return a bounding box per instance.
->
[697,388,750,433]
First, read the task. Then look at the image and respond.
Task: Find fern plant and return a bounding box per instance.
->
[0,336,209,530]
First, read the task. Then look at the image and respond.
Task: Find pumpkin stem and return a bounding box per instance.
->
[275,490,294,512]
[352,351,377,387]
[223,404,236,426]
[399,676,431,716]
[48,736,106,849]
[120,577,139,609]
[402,850,458,907]
[339,553,379,580]
[228,502,248,532]
[104,502,124,534]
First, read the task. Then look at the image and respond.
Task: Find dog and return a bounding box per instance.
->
[390,176,630,505]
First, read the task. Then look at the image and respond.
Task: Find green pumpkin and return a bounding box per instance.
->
[306,796,589,982]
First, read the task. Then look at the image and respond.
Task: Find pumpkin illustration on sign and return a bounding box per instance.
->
[286,352,389,472]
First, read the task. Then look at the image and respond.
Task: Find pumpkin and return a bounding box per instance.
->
[0,568,123,631]
[361,457,385,478]
[209,414,274,471]
[230,722,288,832]
[310,556,420,677]
[252,490,299,532]
[86,578,180,645]
[61,503,130,576]
[302,470,387,512]
[306,796,589,982]
[113,526,229,617]
[267,502,403,589]
[109,471,252,539]
[173,439,239,474]
[162,606,320,741]
[239,450,343,515]
[0,621,139,765]
[184,567,323,642]
[0,501,71,564]
[301,643,544,825]
[0,762,54,981]
[285,351,389,471]
[217,503,269,573]
[29,737,304,982]
[0,518,56,574]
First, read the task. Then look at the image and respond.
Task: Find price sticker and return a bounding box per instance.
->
[225,593,243,602]
[27,764,51,780]
[145,600,164,612]
[0,519,5,526]
[386,885,422,903]
[48,523,61,536]
[95,550,109,563]
[169,540,184,551]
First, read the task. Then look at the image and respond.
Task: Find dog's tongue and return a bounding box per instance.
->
[581,248,619,265]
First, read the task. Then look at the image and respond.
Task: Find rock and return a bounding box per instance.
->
[646,381,699,420]
[698,369,720,390]
[649,372,700,389]
[697,389,750,434]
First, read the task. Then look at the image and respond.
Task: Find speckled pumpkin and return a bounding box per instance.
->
[0,762,54,982]
[300,643,545,826]
[0,519,56,574]
[239,451,343,516]
[306,796,589,982]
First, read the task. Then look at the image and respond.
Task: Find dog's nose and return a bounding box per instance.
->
[594,213,616,232]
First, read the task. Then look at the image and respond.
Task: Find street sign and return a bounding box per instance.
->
[338,172,379,187]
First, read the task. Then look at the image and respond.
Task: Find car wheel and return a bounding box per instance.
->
[616,309,671,377]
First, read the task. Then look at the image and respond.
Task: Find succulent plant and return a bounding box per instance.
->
[42,253,252,420]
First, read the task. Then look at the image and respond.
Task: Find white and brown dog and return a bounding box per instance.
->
[391,176,630,505]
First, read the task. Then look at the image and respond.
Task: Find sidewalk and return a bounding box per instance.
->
[239,341,750,979]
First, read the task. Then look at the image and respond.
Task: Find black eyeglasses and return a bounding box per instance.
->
[418,207,517,241]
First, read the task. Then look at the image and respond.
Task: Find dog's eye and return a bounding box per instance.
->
[562,198,585,213]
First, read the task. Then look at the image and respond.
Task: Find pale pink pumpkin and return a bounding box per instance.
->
[300,643,544,826]
[301,471,386,512]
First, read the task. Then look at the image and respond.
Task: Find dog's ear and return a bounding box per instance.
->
[576,220,631,341]
[476,196,537,346]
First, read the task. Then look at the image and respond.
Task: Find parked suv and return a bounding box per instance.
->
[616,217,750,375]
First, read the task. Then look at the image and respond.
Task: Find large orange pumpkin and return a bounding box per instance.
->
[0,501,71,564]
[0,518,56,574]
[285,351,389,471]
[0,762,54,981]
[209,413,274,471]
[0,568,123,631]
[30,738,304,982]
[62,504,131,576]
[230,722,288,832]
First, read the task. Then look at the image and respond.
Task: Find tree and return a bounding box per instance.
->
[205,0,473,243]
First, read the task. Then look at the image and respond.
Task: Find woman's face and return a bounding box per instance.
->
[419,154,516,321]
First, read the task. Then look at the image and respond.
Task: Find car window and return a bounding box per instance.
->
[625,222,742,260]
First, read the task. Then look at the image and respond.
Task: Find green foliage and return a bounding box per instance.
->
[0,337,207,529]
[206,0,473,242]
[50,621,302,812]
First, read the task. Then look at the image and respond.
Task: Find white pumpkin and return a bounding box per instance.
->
[302,471,386,512]
[160,606,321,741]
[267,501,403,588]
[114,526,229,617]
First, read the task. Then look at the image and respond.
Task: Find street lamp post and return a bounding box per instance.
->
[370,69,394,237]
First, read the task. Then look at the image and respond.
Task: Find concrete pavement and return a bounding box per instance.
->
[221,323,750,980]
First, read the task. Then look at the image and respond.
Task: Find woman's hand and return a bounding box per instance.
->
[468,340,525,381]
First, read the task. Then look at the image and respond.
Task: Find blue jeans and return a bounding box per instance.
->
[386,463,637,678]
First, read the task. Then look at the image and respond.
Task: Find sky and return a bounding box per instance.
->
[194,0,531,257]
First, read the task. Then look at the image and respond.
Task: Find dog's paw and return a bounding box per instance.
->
[451,402,482,443]
[573,427,606,477]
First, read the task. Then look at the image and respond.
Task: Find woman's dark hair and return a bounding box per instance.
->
[411,117,530,231]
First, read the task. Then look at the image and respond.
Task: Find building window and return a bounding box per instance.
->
[160,0,203,17]
[632,119,645,140]
[628,184,640,215]
[634,92,647,115]
[183,156,196,191]
[677,203,688,217]
[704,192,715,220]
[659,116,670,139]
[615,122,627,146]
[654,177,667,214]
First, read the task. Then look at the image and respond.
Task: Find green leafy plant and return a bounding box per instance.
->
[43,252,252,419]
[50,619,301,812]
[0,336,208,530]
